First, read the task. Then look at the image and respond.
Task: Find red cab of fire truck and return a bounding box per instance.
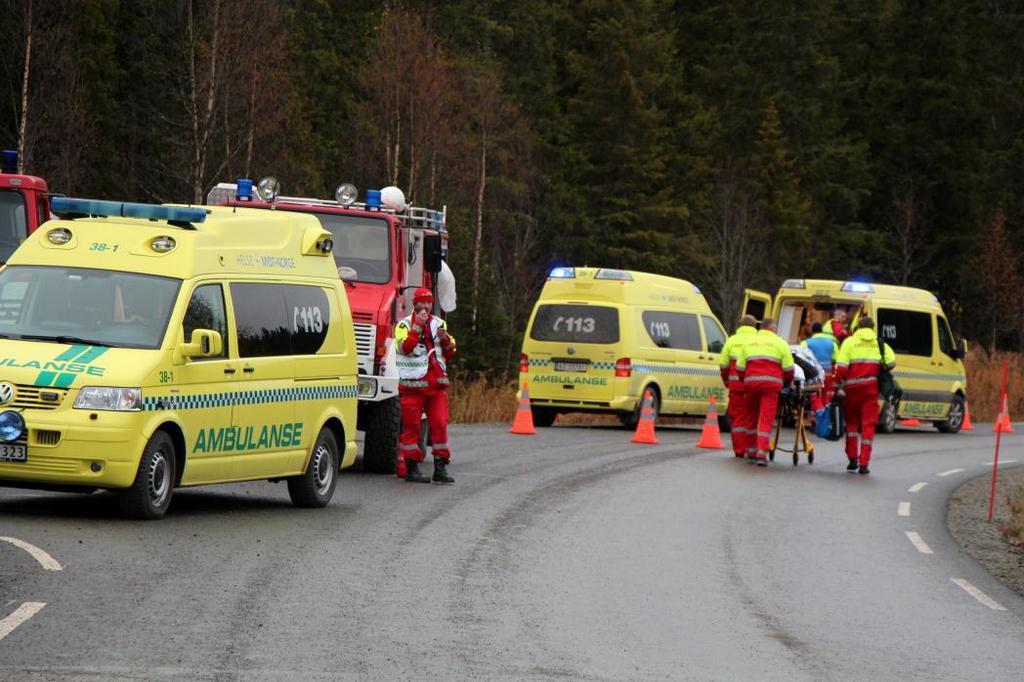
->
[207,178,455,474]
[1,149,51,264]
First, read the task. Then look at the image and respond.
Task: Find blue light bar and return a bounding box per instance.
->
[51,197,207,224]
[548,266,575,279]
[2,150,16,174]
[692,283,702,294]
[236,178,253,201]
[365,189,381,211]
[841,281,874,294]
[781,279,806,289]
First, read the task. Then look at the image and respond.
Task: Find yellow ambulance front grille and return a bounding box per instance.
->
[12,385,67,410]
[33,430,62,446]
[2,455,79,475]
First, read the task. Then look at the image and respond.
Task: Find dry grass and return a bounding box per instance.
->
[1004,484,1024,548]
[964,348,1023,422]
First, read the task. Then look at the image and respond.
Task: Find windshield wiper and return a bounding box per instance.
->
[19,334,112,347]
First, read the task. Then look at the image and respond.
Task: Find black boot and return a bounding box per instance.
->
[432,458,454,484]
[858,465,870,475]
[847,459,859,472]
[405,459,430,483]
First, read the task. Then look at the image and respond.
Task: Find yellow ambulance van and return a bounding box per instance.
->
[743,279,968,433]
[0,198,358,518]
[520,267,730,428]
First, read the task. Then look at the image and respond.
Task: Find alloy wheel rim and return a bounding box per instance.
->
[948,402,964,429]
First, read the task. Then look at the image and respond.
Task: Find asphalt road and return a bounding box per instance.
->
[1,421,1022,680]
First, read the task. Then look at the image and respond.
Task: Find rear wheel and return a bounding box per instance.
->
[877,398,898,434]
[620,389,659,429]
[363,397,400,473]
[118,431,176,520]
[531,406,557,428]
[288,428,338,508]
[936,395,965,433]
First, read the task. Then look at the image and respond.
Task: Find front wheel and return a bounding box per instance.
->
[118,431,176,520]
[935,395,965,433]
[877,398,898,434]
[362,397,400,473]
[288,428,338,508]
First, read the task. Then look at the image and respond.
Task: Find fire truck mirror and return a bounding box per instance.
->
[424,234,443,273]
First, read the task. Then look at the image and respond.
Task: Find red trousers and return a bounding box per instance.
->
[727,389,756,457]
[399,387,451,463]
[844,389,879,466]
[747,387,780,460]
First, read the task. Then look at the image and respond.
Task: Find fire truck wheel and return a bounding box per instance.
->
[363,397,401,474]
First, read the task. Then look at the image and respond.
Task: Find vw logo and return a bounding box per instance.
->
[567,346,576,355]
[0,382,14,405]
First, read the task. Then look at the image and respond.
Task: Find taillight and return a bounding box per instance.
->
[615,358,632,377]
[519,353,529,373]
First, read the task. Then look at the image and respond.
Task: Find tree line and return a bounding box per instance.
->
[2,0,1022,373]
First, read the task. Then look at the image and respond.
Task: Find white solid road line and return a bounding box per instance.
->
[0,602,46,642]
[0,536,63,571]
[906,531,934,554]
[938,468,964,477]
[898,502,911,517]
[951,578,1007,611]
[908,482,928,493]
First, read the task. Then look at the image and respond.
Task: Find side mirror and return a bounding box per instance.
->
[181,329,223,358]
[954,338,967,360]
[423,233,442,273]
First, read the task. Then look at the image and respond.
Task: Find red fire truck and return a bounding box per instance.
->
[207,178,455,474]
[0,149,51,263]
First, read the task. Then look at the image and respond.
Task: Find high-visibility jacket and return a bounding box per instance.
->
[834,328,896,393]
[736,329,795,391]
[802,332,838,370]
[719,325,758,391]
[395,314,456,389]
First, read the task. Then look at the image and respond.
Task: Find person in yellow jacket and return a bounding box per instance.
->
[719,315,759,459]
[834,316,896,474]
[735,318,795,466]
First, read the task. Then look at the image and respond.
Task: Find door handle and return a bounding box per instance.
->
[243,366,255,374]
[223,367,236,375]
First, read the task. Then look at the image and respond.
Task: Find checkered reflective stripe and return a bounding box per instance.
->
[893,371,966,382]
[633,363,720,377]
[527,358,550,367]
[591,361,616,370]
[143,384,358,411]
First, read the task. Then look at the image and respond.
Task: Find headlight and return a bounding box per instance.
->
[357,377,377,398]
[0,410,25,443]
[74,387,143,411]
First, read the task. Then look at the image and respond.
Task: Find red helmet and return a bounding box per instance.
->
[413,288,434,305]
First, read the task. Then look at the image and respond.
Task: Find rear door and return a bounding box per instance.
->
[524,302,620,403]
[741,289,773,324]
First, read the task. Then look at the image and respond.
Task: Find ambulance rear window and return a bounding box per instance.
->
[877,308,933,356]
[530,304,619,344]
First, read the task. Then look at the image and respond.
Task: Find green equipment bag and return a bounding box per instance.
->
[877,337,902,400]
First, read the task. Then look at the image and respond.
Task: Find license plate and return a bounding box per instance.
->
[0,443,26,462]
[554,361,589,372]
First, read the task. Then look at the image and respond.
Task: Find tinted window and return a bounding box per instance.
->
[313,213,392,284]
[231,283,332,357]
[0,190,27,263]
[877,308,932,357]
[530,304,619,344]
[183,284,228,358]
[937,316,955,358]
[702,315,727,353]
[642,311,702,351]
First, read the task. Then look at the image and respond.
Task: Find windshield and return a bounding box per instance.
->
[313,213,392,284]
[0,190,28,263]
[0,265,181,349]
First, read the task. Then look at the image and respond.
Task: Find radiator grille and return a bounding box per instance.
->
[353,323,376,373]
[33,430,62,446]
[10,385,67,410]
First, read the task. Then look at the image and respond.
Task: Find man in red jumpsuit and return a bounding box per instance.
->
[735,318,794,466]
[395,288,457,484]
[719,314,759,458]
[834,316,896,475]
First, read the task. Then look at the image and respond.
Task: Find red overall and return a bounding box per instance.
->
[834,329,893,468]
[398,318,455,464]
[719,326,757,458]
[736,330,794,461]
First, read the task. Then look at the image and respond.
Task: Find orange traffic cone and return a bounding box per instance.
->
[630,390,659,444]
[899,417,922,427]
[696,395,725,450]
[510,382,536,435]
[993,393,1014,433]
[962,401,975,431]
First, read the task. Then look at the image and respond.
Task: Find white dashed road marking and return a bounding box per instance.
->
[898,502,911,517]
[0,536,63,571]
[908,482,927,493]
[906,532,933,554]
[938,469,964,477]
[985,460,1017,466]
[0,602,46,642]
[951,578,1007,611]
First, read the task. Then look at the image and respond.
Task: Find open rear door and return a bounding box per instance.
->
[741,289,773,324]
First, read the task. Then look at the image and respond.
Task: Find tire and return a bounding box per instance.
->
[718,412,732,433]
[362,397,400,473]
[620,388,659,429]
[532,406,557,428]
[936,394,965,434]
[288,427,338,508]
[877,398,898,434]
[118,431,176,520]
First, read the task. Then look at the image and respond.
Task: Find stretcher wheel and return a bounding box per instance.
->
[808,450,814,464]
[792,453,798,466]
[768,450,775,462]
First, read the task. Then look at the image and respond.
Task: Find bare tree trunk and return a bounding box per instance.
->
[245,71,257,177]
[471,127,487,334]
[429,148,437,206]
[189,0,221,203]
[407,85,416,197]
[17,0,33,174]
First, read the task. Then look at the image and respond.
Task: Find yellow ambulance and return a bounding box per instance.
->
[0,198,358,518]
[743,279,968,433]
[520,267,730,428]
